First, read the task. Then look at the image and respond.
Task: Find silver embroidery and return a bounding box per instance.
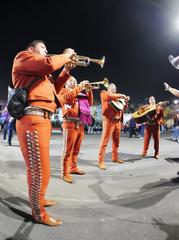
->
[26,130,42,222]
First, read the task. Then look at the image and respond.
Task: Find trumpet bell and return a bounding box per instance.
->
[103,78,109,88]
[94,56,105,68]
[88,78,109,89]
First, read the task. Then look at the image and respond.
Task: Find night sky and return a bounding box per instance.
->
[1,0,179,105]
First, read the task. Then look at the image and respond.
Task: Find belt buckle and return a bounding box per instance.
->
[44,111,49,119]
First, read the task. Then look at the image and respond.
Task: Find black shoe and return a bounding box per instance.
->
[8,142,12,146]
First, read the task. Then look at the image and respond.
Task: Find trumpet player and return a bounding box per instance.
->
[58,76,93,183]
[12,40,75,226]
[98,83,128,170]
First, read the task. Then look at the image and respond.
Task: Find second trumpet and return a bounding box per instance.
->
[83,78,109,91]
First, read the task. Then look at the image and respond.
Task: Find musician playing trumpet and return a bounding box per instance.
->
[98,83,129,170]
[58,76,93,183]
[141,96,164,159]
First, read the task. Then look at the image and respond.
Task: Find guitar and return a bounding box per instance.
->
[132,101,169,124]
[109,96,130,111]
[109,99,127,111]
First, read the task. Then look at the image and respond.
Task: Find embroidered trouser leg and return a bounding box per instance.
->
[71,125,84,172]
[143,125,152,154]
[16,115,51,222]
[60,122,78,177]
[112,121,121,160]
[143,125,160,155]
[98,118,116,163]
[152,125,160,155]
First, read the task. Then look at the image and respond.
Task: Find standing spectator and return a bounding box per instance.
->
[1,106,10,141]
[138,123,146,139]
[7,117,16,146]
[129,116,137,138]
[170,114,179,142]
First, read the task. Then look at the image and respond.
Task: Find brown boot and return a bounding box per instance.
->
[63,175,73,183]
[41,215,62,227]
[141,152,147,158]
[71,169,85,175]
[154,154,159,159]
[43,199,57,207]
[112,159,124,163]
[98,162,106,170]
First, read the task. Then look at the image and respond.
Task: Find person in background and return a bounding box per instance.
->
[1,106,10,141]
[129,116,137,138]
[164,82,179,177]
[170,114,179,142]
[164,83,179,141]
[7,117,16,146]
[138,123,146,139]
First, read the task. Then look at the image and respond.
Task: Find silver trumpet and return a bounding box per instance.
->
[71,55,105,68]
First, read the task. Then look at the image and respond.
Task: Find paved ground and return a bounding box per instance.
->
[0,132,179,240]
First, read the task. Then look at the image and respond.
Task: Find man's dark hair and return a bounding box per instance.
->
[26,40,45,49]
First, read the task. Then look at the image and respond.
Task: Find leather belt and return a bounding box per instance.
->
[63,117,80,123]
[24,107,53,119]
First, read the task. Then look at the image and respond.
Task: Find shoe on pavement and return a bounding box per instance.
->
[154,154,159,159]
[63,175,73,183]
[112,159,124,163]
[98,162,106,170]
[39,215,62,227]
[71,169,85,175]
[141,153,147,158]
[43,199,57,207]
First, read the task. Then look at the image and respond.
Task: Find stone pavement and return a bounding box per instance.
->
[0,132,179,240]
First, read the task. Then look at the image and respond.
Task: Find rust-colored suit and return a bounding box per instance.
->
[12,50,71,223]
[59,87,93,178]
[142,105,163,156]
[98,90,124,163]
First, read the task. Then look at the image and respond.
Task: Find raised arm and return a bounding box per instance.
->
[164,82,179,97]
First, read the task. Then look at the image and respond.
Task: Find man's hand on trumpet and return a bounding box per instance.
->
[63,62,76,72]
[78,80,90,91]
[62,48,77,72]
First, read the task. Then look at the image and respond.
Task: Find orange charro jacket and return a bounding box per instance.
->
[100,90,124,121]
[59,87,93,118]
[146,105,164,126]
[12,50,71,112]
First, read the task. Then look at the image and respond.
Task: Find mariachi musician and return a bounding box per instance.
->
[141,96,164,159]
[98,83,129,170]
[58,76,93,183]
[12,40,75,226]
